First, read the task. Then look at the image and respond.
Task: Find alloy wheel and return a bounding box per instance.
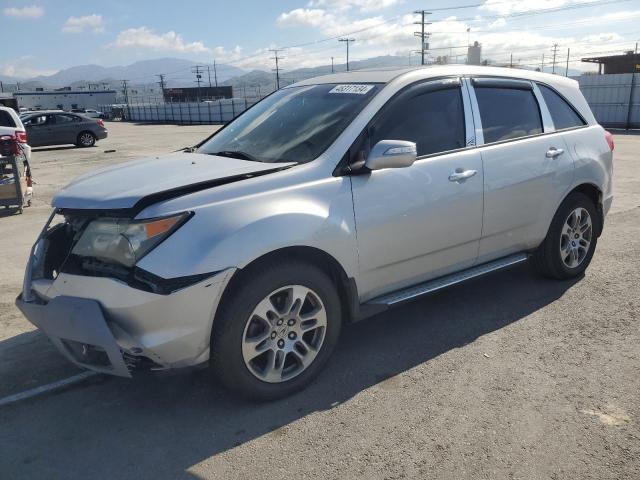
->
[560,207,592,268]
[241,285,327,383]
[80,133,94,146]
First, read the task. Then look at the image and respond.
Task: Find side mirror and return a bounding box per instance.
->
[364,140,417,171]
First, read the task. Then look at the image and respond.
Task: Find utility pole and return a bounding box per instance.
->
[192,65,204,101]
[510,53,513,68]
[207,66,212,88]
[414,10,432,66]
[331,57,334,73]
[156,74,166,102]
[338,38,355,71]
[269,49,284,89]
[541,53,545,72]
[565,48,570,77]
[121,79,129,104]
[213,59,218,87]
[0,81,3,93]
[551,43,559,74]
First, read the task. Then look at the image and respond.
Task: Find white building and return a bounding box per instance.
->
[14,89,117,111]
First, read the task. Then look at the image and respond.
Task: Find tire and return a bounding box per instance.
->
[532,192,598,279]
[76,131,96,148]
[211,260,342,401]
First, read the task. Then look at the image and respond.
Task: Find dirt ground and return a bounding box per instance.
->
[0,123,638,479]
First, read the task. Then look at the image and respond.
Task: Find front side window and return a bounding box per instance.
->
[198,83,380,164]
[371,86,466,157]
[23,115,48,126]
[538,84,586,130]
[475,87,542,143]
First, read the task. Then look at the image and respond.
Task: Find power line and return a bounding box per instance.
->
[338,38,355,71]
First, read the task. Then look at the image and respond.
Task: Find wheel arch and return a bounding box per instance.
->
[217,245,361,328]
[566,182,604,236]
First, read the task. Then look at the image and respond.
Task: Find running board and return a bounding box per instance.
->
[367,253,529,307]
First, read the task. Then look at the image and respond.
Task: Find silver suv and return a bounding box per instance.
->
[17,66,613,400]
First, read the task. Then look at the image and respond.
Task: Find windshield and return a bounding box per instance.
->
[197,83,380,164]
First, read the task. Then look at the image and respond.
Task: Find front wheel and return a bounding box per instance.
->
[210,260,342,401]
[533,192,599,279]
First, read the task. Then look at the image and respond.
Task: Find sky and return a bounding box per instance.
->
[1,0,639,79]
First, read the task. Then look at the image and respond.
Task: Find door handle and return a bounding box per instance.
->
[449,169,477,183]
[545,147,564,158]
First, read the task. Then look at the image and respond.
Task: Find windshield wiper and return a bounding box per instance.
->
[210,150,262,162]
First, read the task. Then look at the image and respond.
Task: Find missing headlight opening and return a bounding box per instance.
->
[29,210,199,297]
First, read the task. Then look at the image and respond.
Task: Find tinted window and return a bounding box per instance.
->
[539,84,585,130]
[372,87,465,156]
[0,110,16,127]
[55,114,79,124]
[475,87,542,143]
[23,115,48,126]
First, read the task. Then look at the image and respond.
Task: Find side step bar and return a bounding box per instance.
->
[367,253,529,307]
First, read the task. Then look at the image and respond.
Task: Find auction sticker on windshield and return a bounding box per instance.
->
[329,84,374,95]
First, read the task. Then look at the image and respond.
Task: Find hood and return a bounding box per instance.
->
[52,152,295,211]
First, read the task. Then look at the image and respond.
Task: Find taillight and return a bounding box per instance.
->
[97,119,105,128]
[15,130,27,143]
[604,130,614,152]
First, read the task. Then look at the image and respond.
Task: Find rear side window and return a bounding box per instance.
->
[55,114,79,124]
[0,110,16,127]
[372,87,465,156]
[475,87,542,143]
[538,84,586,130]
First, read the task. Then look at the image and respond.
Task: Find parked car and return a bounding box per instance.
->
[0,106,31,162]
[20,111,107,148]
[17,66,613,400]
[71,108,106,119]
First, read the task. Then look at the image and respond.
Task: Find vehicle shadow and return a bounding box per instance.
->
[0,207,23,218]
[0,264,581,479]
[31,145,81,152]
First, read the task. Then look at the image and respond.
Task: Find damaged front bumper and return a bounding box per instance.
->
[16,295,132,376]
[17,210,235,377]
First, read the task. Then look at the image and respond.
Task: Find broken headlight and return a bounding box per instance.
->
[71,212,190,267]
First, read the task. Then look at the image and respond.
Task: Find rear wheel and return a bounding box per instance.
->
[211,260,342,401]
[76,131,96,147]
[533,192,598,279]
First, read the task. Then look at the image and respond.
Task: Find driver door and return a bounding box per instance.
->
[24,114,52,147]
[350,79,484,301]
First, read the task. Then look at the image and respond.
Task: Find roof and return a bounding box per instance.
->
[582,52,640,64]
[20,110,65,115]
[291,65,578,89]
[14,90,116,96]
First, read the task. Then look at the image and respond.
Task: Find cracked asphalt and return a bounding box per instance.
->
[0,124,638,479]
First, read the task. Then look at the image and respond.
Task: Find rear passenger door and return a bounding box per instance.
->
[469,78,575,262]
[52,114,81,144]
[351,79,484,300]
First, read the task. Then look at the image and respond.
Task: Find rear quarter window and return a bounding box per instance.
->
[0,110,16,128]
[538,84,586,130]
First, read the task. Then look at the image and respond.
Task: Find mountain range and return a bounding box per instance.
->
[0,58,245,89]
[0,55,583,97]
